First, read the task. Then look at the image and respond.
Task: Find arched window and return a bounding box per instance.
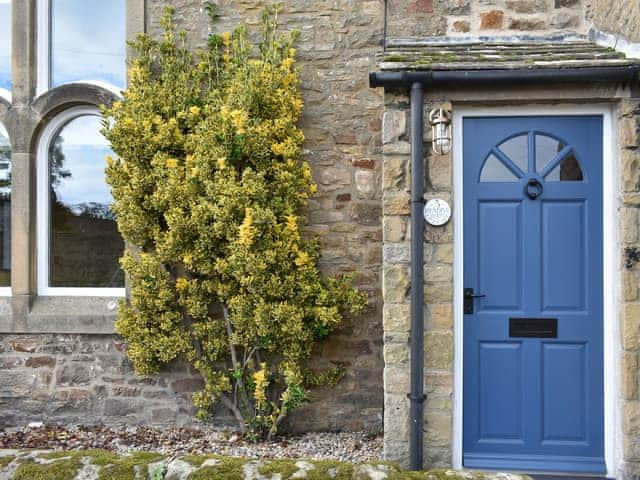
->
[37,107,124,295]
[37,0,126,94]
[0,122,10,292]
[480,132,584,182]
[0,0,11,97]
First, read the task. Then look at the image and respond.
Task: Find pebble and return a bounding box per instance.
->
[0,425,383,463]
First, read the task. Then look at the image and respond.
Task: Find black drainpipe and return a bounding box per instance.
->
[369,64,640,472]
[409,82,425,472]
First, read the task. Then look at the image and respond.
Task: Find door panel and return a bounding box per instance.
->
[463,116,604,474]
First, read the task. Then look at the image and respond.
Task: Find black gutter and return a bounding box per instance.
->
[408,82,426,472]
[370,65,640,88]
[370,63,639,472]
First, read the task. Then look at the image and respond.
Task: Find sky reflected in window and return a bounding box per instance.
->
[0,1,11,92]
[51,0,126,89]
[49,114,123,288]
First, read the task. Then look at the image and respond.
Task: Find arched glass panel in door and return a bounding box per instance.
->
[480,132,584,183]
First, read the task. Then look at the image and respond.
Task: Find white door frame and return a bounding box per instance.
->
[451,104,620,478]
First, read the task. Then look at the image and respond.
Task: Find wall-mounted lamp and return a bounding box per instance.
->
[429,108,452,155]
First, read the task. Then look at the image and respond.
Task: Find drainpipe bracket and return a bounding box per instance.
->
[407,393,427,403]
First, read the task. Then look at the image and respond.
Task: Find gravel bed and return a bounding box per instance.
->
[0,424,382,463]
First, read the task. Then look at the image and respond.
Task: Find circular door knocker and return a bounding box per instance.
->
[525,178,544,200]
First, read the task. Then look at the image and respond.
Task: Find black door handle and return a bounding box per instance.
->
[464,288,486,314]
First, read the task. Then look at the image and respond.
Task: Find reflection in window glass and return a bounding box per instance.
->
[51,0,126,88]
[480,154,518,182]
[497,134,528,173]
[0,123,10,286]
[49,115,124,287]
[545,153,584,182]
[535,134,565,173]
[0,0,11,91]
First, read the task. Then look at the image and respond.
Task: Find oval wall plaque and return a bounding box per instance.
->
[423,198,451,226]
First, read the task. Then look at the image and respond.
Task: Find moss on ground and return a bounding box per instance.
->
[13,457,83,480]
[3,450,530,480]
[97,451,164,480]
[186,456,247,479]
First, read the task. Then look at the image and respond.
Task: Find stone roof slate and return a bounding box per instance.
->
[379,35,640,71]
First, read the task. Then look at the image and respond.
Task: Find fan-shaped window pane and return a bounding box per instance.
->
[0,0,11,92]
[535,134,566,172]
[545,153,583,182]
[480,154,518,182]
[51,0,126,88]
[49,115,124,287]
[0,123,10,286]
[497,134,528,173]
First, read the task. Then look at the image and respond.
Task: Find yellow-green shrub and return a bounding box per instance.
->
[102,4,366,439]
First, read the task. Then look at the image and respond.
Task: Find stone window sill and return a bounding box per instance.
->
[0,296,119,334]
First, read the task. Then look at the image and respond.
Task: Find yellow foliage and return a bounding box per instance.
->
[102,4,367,440]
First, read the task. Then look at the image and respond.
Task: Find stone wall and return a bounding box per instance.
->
[618,98,640,480]
[387,0,586,38]
[0,0,385,433]
[587,0,640,42]
[381,95,454,467]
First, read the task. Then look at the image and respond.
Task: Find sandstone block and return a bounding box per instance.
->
[425,281,453,302]
[383,303,411,332]
[384,366,410,394]
[57,364,92,386]
[624,304,640,351]
[480,10,504,29]
[621,117,640,148]
[424,411,453,448]
[25,356,56,368]
[350,203,382,226]
[506,0,547,13]
[550,12,579,28]
[622,149,640,192]
[383,192,411,216]
[383,265,410,303]
[355,170,377,199]
[383,155,409,191]
[383,216,407,243]
[622,352,639,400]
[624,401,640,434]
[384,342,409,365]
[383,243,411,264]
[509,18,546,30]
[428,303,453,330]
[425,331,454,370]
[382,110,406,144]
[452,20,470,32]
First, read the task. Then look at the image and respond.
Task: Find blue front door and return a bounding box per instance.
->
[462,116,604,474]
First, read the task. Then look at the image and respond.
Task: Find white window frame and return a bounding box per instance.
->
[36,0,126,97]
[37,105,125,297]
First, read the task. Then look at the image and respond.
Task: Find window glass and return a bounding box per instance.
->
[0,0,11,91]
[0,123,10,286]
[545,153,584,182]
[535,134,566,173]
[49,114,123,287]
[497,134,527,174]
[480,153,518,182]
[51,0,126,88]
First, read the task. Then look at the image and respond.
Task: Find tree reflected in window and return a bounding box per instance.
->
[49,114,123,287]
